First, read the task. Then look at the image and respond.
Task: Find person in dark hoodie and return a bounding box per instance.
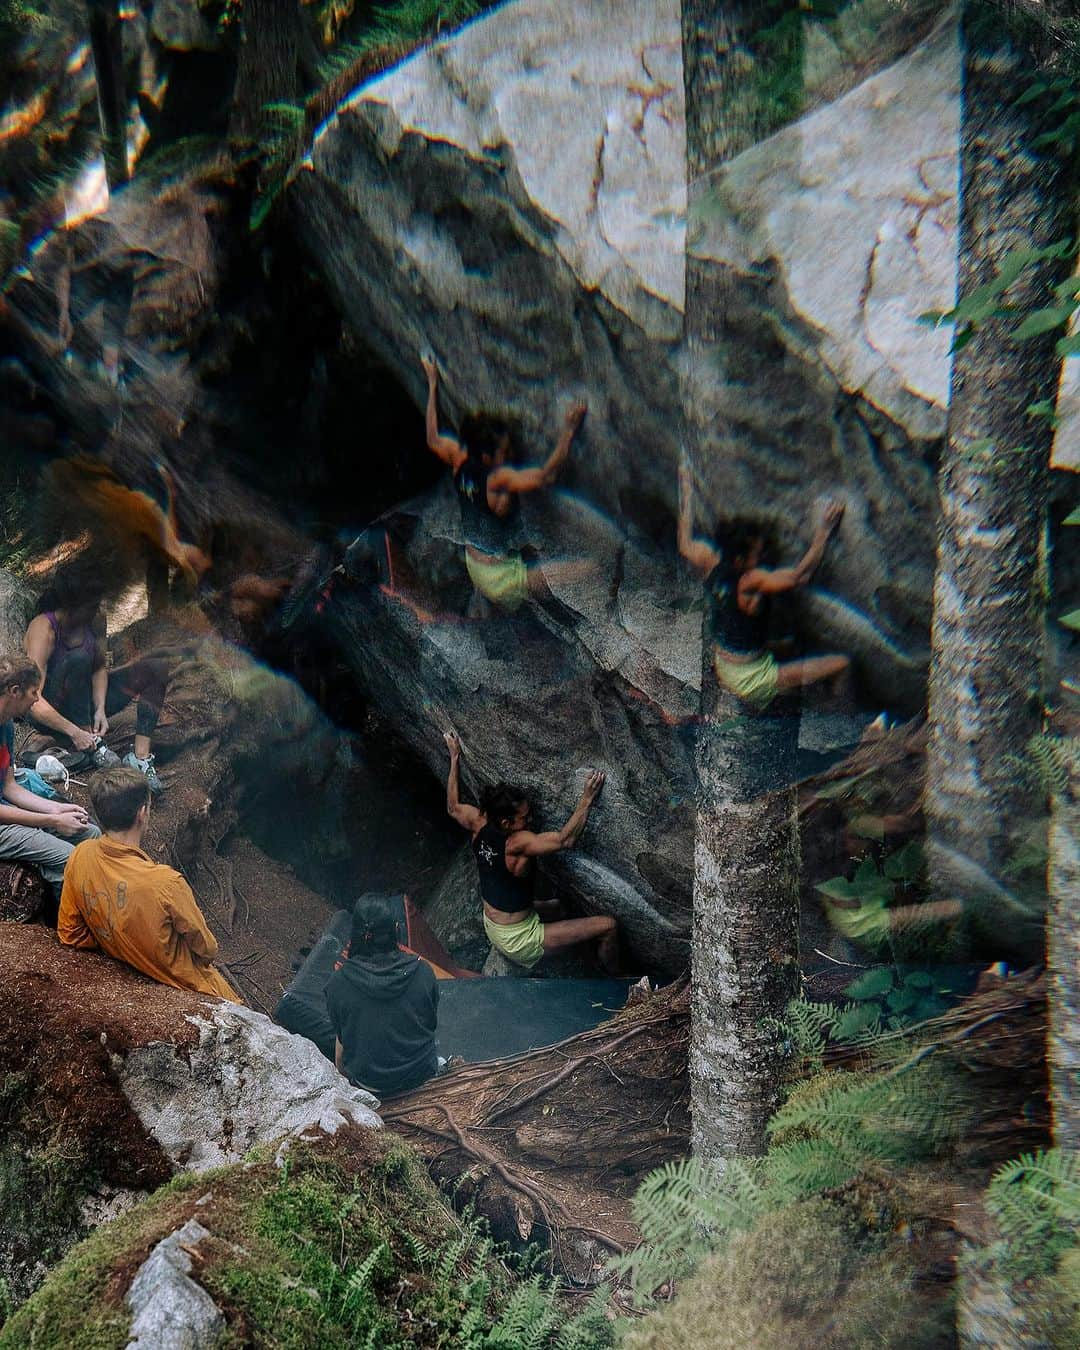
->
[325,895,440,1097]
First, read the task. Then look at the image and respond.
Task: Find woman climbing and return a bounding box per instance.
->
[23,560,171,792]
[677,460,851,710]
[420,353,589,613]
[443,731,618,972]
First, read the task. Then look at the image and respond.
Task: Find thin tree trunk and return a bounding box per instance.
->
[229,0,305,144]
[1048,739,1080,1148]
[924,2,1076,943]
[681,2,804,1162]
[85,0,128,190]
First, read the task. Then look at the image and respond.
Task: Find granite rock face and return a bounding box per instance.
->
[297,0,1076,705]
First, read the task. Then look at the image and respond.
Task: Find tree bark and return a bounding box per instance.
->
[1048,739,1080,1148]
[925,2,1076,944]
[85,0,128,190]
[681,2,804,1162]
[229,0,305,144]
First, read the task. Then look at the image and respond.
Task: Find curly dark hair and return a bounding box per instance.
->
[480,781,530,832]
[712,516,779,574]
[349,893,402,955]
[459,412,516,463]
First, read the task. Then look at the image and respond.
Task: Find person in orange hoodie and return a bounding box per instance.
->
[58,766,241,1002]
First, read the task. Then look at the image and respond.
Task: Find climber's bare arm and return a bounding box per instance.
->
[444,732,482,832]
[677,461,721,576]
[488,401,586,495]
[744,500,844,596]
[506,771,604,857]
[421,356,467,471]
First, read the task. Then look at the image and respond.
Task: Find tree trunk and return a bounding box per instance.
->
[229,0,305,144]
[1048,738,1080,1148]
[924,2,1075,945]
[85,0,128,190]
[681,2,804,1162]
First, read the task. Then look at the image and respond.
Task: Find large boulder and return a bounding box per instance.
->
[0,921,379,1303]
[296,0,1078,709]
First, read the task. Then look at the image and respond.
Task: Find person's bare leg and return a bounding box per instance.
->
[541,914,619,972]
[776,654,852,710]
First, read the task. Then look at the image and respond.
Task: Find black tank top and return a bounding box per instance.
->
[705,564,770,656]
[472,824,533,914]
[41,611,97,728]
[454,457,520,555]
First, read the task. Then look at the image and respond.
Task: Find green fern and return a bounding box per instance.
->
[986,1149,1080,1279]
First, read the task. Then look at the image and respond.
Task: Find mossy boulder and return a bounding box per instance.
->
[1,1129,615,1349]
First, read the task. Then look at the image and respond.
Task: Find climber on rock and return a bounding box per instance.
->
[420,353,591,614]
[58,766,242,1002]
[0,652,100,895]
[326,893,443,1097]
[678,461,851,711]
[443,731,618,972]
[23,558,170,792]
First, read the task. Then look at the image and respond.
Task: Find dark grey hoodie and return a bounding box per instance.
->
[325,950,439,1096]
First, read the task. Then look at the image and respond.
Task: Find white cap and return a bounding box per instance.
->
[35,754,69,788]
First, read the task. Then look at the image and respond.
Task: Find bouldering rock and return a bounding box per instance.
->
[296,0,1076,705]
[119,1000,381,1172]
[125,1218,224,1350]
[421,842,487,970]
[326,535,694,974]
[0,567,35,657]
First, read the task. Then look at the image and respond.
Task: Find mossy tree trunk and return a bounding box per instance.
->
[924,2,1076,944]
[1048,740,1080,1148]
[681,1,804,1162]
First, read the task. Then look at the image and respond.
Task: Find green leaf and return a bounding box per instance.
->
[1056,333,1080,358]
[883,842,924,883]
[848,814,885,842]
[918,309,949,327]
[1027,399,1060,427]
[887,984,922,1015]
[1014,81,1048,106]
[845,967,894,1001]
[1059,608,1080,632]
[832,1003,881,1041]
[812,774,862,800]
[901,970,934,990]
[1063,508,1080,526]
[815,876,859,902]
[1014,306,1073,339]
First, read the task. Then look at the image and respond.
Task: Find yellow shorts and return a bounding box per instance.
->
[483,910,545,968]
[713,650,779,709]
[465,549,528,612]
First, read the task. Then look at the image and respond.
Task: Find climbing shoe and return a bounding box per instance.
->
[122,751,164,795]
[91,739,122,769]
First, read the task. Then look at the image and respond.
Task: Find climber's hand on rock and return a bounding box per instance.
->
[444,731,461,760]
[582,769,605,803]
[822,499,845,533]
[566,401,587,428]
[421,354,438,385]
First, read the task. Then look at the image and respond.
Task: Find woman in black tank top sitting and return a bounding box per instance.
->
[443,732,618,972]
[677,462,851,711]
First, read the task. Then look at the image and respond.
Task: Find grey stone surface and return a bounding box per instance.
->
[296,0,1076,711]
[421,843,487,971]
[125,1219,223,1350]
[0,569,36,660]
[118,1000,381,1172]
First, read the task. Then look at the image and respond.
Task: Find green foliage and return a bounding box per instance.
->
[610,1047,966,1306]
[1012,733,1080,797]
[2,1137,611,1348]
[985,1150,1080,1281]
[0,0,55,37]
[919,240,1076,353]
[250,101,307,232]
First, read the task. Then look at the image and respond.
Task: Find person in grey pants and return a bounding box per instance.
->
[0,653,99,893]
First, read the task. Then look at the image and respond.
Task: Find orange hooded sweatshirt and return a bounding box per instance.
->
[58,836,240,1003]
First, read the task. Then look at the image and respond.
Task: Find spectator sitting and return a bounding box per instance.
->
[0,652,100,895]
[326,895,440,1098]
[58,767,240,1002]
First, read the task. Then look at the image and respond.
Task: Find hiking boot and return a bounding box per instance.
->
[91,739,122,769]
[122,751,164,795]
